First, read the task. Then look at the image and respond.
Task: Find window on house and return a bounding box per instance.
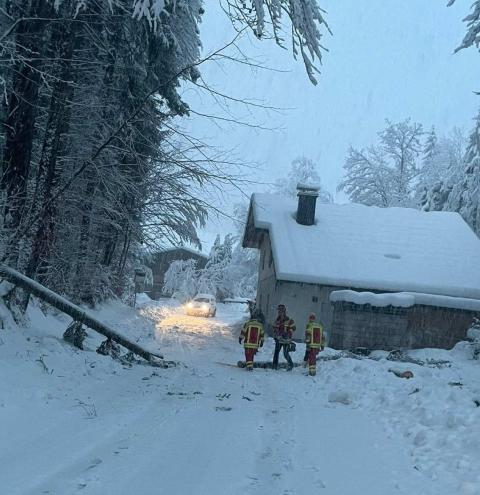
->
[312,296,319,303]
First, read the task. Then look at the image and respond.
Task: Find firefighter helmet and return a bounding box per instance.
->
[309,313,316,320]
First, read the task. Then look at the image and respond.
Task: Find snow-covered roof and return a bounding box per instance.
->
[194,293,215,300]
[330,290,480,312]
[160,246,207,258]
[247,193,480,300]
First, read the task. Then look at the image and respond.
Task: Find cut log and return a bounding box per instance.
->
[0,264,163,362]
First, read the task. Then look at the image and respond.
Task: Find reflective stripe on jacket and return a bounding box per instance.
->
[241,319,265,349]
[305,321,325,349]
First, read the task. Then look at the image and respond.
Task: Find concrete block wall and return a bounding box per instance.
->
[330,302,408,350]
[330,301,477,350]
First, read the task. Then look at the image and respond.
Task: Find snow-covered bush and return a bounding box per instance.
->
[197,235,234,300]
[163,259,199,303]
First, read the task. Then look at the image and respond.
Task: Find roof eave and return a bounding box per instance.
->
[242,198,267,249]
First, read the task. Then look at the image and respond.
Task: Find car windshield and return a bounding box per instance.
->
[194,298,210,303]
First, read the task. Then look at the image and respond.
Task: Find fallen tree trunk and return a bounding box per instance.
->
[0,264,163,362]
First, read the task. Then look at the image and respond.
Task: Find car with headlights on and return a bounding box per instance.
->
[185,294,217,317]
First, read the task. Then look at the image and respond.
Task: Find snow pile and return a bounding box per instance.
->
[467,324,480,342]
[318,346,480,493]
[249,193,480,299]
[135,292,153,306]
[330,290,415,307]
[330,290,480,311]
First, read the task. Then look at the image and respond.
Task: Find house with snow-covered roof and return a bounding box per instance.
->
[146,247,208,299]
[243,185,480,350]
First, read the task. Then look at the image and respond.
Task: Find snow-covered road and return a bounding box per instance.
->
[1,299,480,494]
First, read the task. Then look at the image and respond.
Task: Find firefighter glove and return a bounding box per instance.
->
[238,337,242,344]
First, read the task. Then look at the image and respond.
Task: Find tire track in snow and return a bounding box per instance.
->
[17,391,179,495]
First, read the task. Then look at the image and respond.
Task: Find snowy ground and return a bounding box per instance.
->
[1,298,480,495]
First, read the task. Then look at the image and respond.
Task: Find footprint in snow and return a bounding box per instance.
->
[260,447,272,459]
[315,478,326,488]
[85,458,102,471]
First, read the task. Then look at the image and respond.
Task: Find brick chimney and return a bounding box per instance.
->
[296,184,319,226]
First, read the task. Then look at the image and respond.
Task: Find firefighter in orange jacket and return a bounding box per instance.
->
[304,313,325,376]
[239,311,265,371]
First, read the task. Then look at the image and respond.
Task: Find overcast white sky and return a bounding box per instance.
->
[179,0,480,251]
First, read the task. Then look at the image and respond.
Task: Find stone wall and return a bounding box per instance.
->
[330,301,477,350]
[406,305,475,349]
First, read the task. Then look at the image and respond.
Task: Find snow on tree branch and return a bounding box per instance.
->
[338,119,424,207]
[448,0,480,52]
[223,0,331,84]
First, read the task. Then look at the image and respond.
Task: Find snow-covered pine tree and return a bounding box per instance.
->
[415,128,465,212]
[0,0,329,311]
[0,0,208,306]
[415,127,438,210]
[447,113,480,236]
[448,0,480,53]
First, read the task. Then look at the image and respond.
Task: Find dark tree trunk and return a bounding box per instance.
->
[74,176,96,304]
[1,0,54,264]
[25,17,78,284]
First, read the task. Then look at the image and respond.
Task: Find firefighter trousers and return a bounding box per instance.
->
[272,341,293,370]
[306,348,319,376]
[244,347,256,370]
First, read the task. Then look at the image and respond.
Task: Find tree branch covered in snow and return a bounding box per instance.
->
[338,119,423,207]
[0,0,328,311]
[339,111,479,238]
[221,0,331,84]
[448,0,480,53]
[0,0,236,307]
[272,156,332,202]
